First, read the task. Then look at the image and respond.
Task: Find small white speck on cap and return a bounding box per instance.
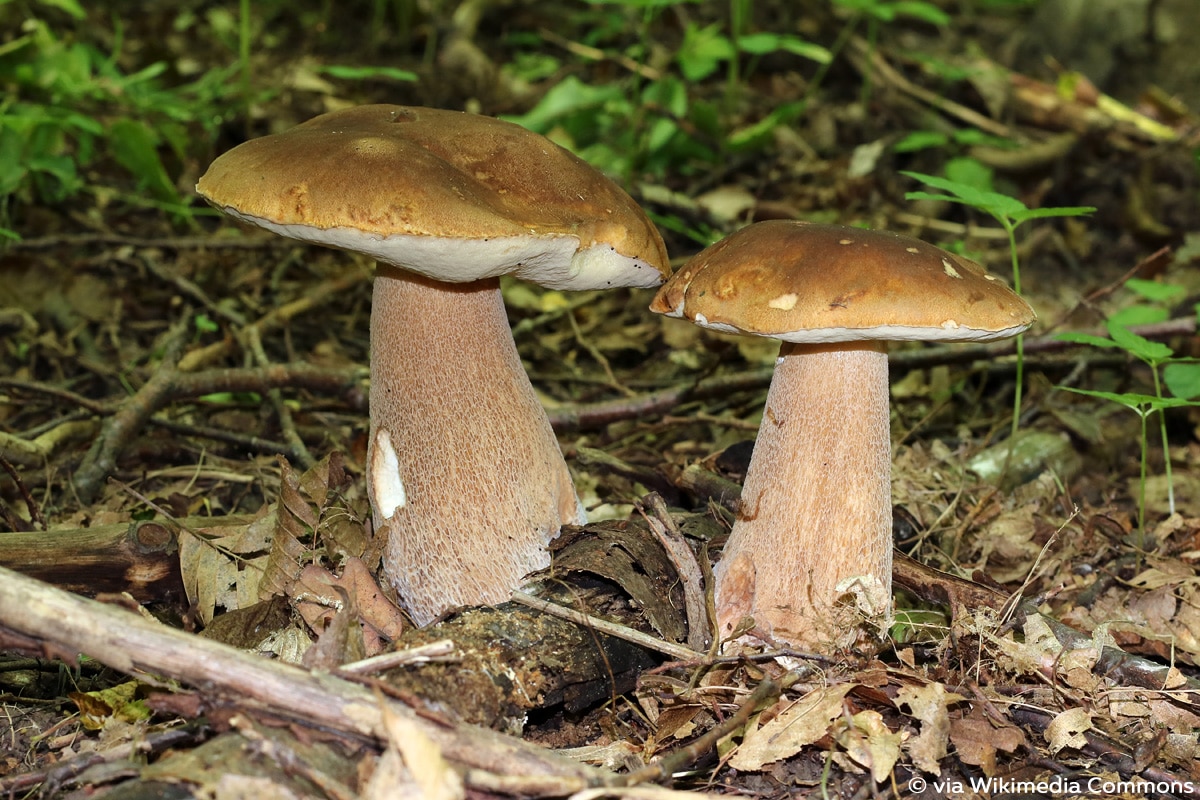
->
[768,293,798,311]
[371,428,407,520]
[838,238,854,245]
[906,247,919,254]
[940,319,961,329]
[984,274,997,281]
[942,258,962,279]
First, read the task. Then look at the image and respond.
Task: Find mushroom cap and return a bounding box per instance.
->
[650,220,1035,343]
[197,105,669,290]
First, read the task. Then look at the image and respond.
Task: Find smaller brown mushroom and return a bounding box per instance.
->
[650,220,1034,651]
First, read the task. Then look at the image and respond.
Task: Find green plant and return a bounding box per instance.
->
[893,128,1016,156]
[902,170,1095,467]
[504,0,828,193]
[1056,282,1200,546]
[0,4,253,238]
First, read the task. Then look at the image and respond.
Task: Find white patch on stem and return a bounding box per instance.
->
[371,429,406,520]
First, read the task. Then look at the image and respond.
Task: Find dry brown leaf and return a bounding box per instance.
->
[1109,689,1200,732]
[295,558,405,658]
[179,511,272,624]
[729,684,853,771]
[365,701,464,800]
[895,682,963,775]
[1044,707,1092,753]
[259,453,361,600]
[975,505,1042,584]
[695,185,756,224]
[948,708,1026,776]
[835,709,902,783]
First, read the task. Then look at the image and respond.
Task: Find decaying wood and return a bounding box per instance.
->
[0,565,611,792]
[0,515,250,601]
[382,594,665,732]
[374,515,696,729]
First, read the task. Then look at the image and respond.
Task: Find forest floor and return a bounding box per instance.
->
[2,1,1200,798]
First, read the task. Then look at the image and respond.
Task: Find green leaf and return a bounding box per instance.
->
[1106,321,1173,363]
[735,32,782,55]
[890,0,951,25]
[35,0,87,19]
[107,118,179,204]
[318,64,418,83]
[1125,278,1185,303]
[677,22,736,82]
[900,170,1025,220]
[943,157,994,192]
[502,76,622,133]
[727,102,802,152]
[643,75,687,117]
[644,116,678,154]
[1055,331,1118,349]
[1062,387,1158,414]
[194,314,219,334]
[893,131,949,153]
[1164,362,1200,399]
[1009,205,1095,224]
[736,33,831,63]
[952,129,1016,148]
[1108,305,1167,328]
[27,154,81,200]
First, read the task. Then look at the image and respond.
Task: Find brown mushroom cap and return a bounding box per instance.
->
[651,220,1034,342]
[197,105,669,290]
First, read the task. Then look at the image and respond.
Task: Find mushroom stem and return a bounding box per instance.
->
[714,341,893,650]
[367,267,583,626]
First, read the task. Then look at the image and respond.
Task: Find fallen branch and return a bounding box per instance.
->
[0,515,250,600]
[0,566,610,792]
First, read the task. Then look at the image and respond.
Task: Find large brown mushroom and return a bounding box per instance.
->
[198,105,669,625]
[650,220,1034,651]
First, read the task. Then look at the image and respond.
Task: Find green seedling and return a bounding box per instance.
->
[1056,284,1200,546]
[902,170,1095,465]
[194,314,221,335]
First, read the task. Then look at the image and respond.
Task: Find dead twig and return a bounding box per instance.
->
[177,264,370,372]
[550,316,1195,432]
[73,317,192,504]
[0,452,46,531]
[539,27,663,82]
[621,676,781,787]
[245,327,314,468]
[0,722,210,795]
[638,493,711,653]
[147,415,296,458]
[847,37,1013,139]
[511,590,702,662]
[0,515,241,599]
